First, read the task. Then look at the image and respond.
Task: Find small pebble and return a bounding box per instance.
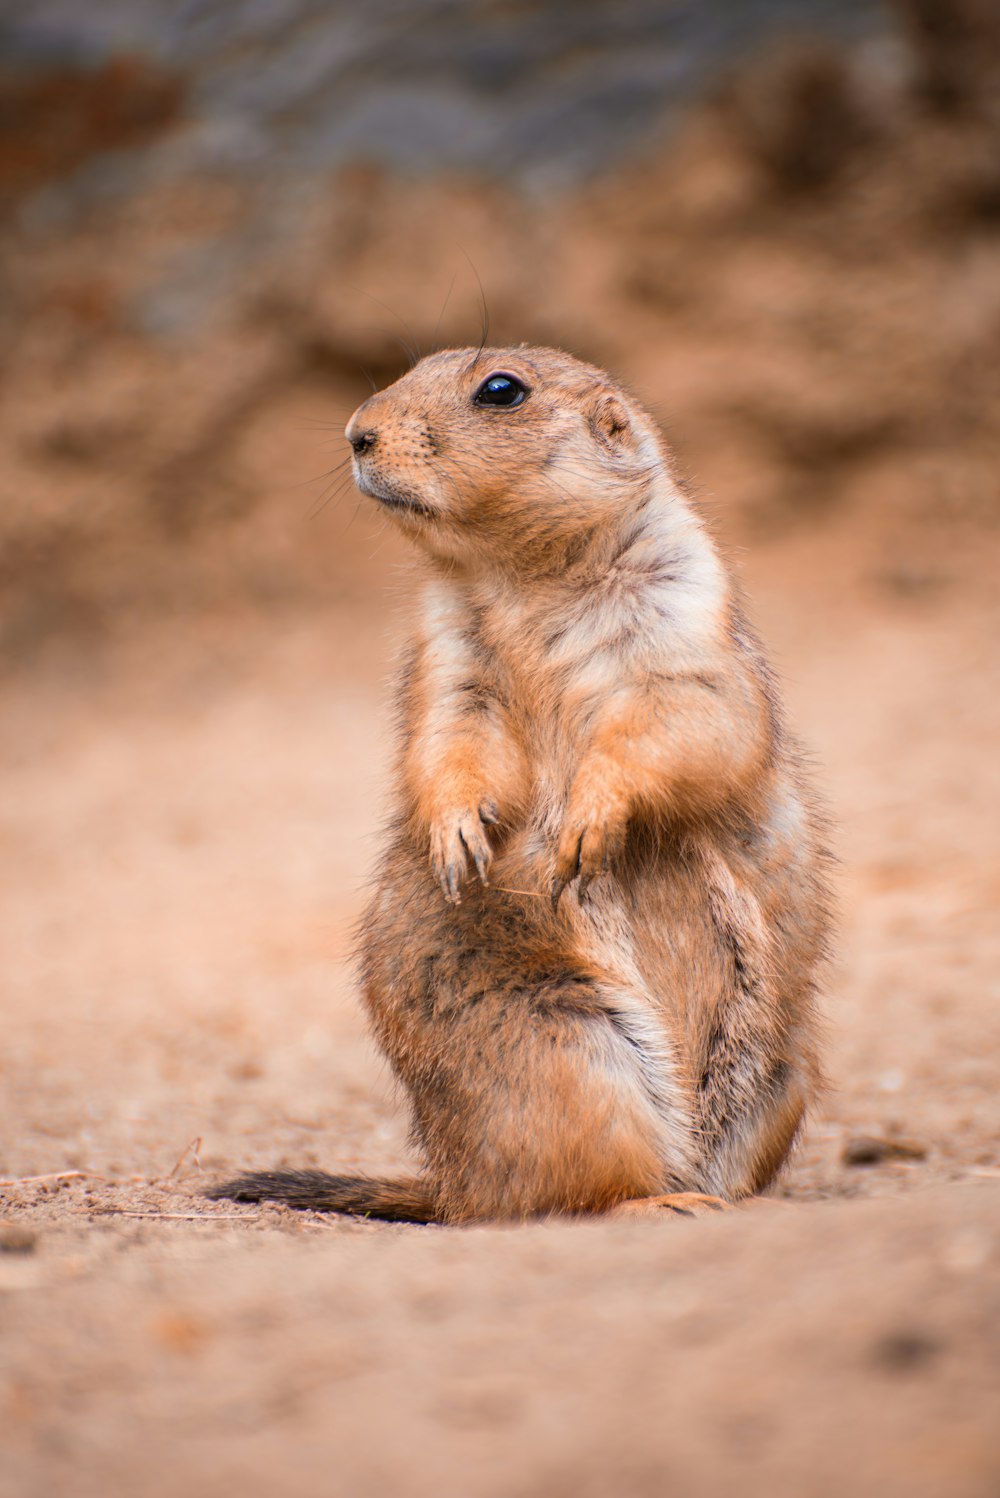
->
[0,1222,38,1254]
[871,1329,940,1371]
[842,1134,928,1167]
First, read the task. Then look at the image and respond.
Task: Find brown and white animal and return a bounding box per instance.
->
[211,345,831,1223]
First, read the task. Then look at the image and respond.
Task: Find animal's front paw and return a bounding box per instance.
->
[551,767,629,911]
[429,799,499,905]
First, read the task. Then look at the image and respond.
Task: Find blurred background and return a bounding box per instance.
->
[2,5,999,1495]
[2,0,998,662]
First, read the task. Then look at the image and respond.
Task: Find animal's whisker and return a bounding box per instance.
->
[307,469,357,520]
[431,272,458,353]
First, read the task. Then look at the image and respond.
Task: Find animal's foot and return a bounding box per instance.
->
[610,1192,733,1220]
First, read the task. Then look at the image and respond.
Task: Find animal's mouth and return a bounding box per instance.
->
[353,466,436,519]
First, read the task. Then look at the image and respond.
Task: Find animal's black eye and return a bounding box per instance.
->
[473,373,528,408]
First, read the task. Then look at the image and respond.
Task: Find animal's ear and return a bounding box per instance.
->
[588,393,634,452]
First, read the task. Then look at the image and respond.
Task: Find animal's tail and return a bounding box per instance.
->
[206,1170,436,1223]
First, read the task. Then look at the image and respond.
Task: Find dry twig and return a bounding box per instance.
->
[91,1209,259,1221]
[168,1136,203,1179]
[0,1170,100,1188]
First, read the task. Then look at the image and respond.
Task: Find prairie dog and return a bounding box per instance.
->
[212,346,831,1223]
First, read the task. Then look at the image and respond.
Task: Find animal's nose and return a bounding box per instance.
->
[349,429,377,455]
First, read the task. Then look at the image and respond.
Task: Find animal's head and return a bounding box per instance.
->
[345,345,665,570]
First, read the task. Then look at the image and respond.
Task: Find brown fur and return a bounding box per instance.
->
[211,345,832,1224]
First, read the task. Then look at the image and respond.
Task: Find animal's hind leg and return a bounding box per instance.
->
[361,859,705,1223]
[366,932,702,1221]
[609,1073,806,1220]
[703,1063,809,1199]
[417,979,703,1223]
[692,845,821,1200]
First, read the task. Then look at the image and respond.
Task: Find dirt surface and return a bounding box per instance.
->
[3,28,1000,1495]
[2,506,999,1498]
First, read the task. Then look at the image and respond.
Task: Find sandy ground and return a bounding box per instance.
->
[1,494,998,1497]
